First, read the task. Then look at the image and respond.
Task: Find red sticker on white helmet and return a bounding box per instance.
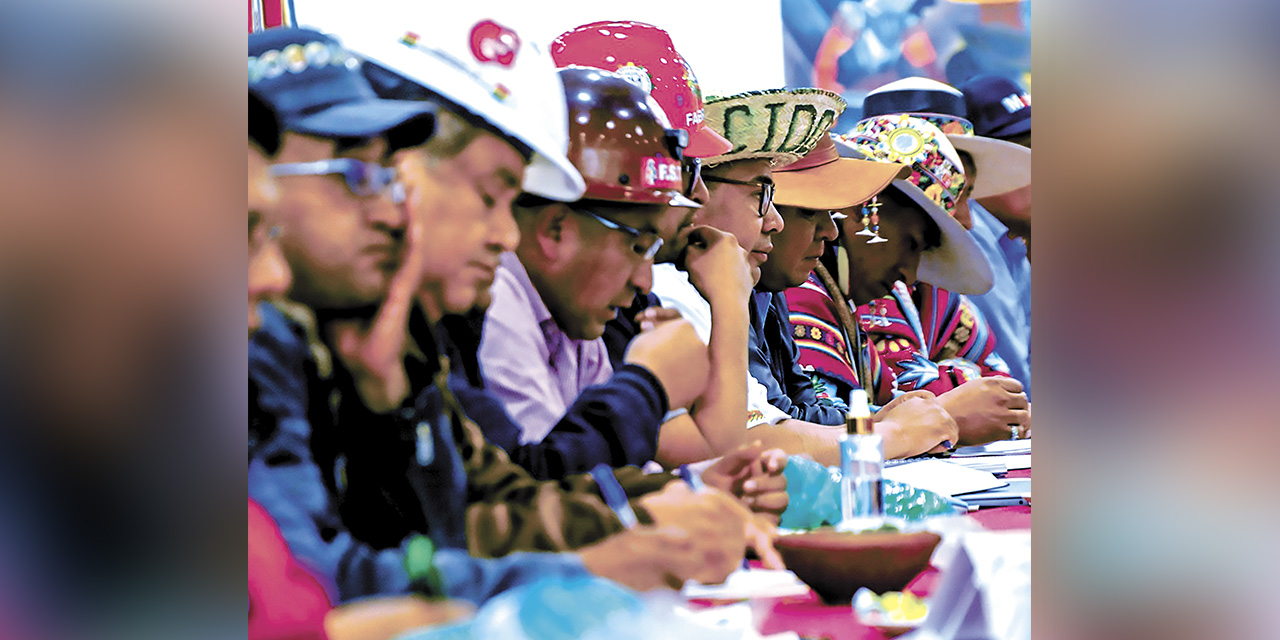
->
[470,20,521,67]
[641,156,682,190]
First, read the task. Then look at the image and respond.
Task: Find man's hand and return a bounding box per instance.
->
[679,226,753,306]
[874,391,960,459]
[938,377,1031,445]
[326,197,427,413]
[624,318,709,410]
[634,306,684,331]
[578,526,706,590]
[700,440,789,525]
[634,481,749,584]
[323,596,474,640]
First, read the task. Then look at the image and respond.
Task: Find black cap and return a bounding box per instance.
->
[248,27,434,139]
[959,75,1030,140]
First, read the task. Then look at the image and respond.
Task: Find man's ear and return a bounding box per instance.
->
[531,204,573,262]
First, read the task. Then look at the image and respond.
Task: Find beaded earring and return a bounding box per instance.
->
[870,298,892,327]
[856,196,888,244]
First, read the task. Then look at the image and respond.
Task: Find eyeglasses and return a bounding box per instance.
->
[575,208,664,262]
[269,158,405,202]
[683,157,702,199]
[702,175,775,217]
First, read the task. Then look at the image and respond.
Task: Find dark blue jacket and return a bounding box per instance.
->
[748,291,847,426]
[449,366,667,479]
[248,304,590,604]
[440,299,671,479]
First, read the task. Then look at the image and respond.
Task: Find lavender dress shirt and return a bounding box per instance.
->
[478,253,614,444]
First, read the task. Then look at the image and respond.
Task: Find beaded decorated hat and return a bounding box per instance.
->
[842,115,993,295]
[860,77,1029,198]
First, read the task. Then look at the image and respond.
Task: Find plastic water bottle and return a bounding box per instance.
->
[839,389,885,531]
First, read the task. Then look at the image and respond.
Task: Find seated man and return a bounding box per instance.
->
[752,134,905,425]
[850,79,1033,441]
[349,15,788,518]
[475,67,710,468]
[649,89,958,465]
[248,88,502,640]
[787,115,1027,446]
[548,20,754,467]
[248,26,769,604]
[960,74,1033,395]
[471,22,790,475]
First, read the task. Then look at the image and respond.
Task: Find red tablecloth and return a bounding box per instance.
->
[747,468,1030,640]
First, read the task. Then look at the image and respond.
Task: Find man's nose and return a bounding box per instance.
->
[630,258,654,295]
[363,183,408,232]
[689,174,710,204]
[762,202,783,234]
[251,239,292,301]
[816,209,839,242]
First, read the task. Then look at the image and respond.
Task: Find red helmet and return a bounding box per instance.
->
[550,21,732,159]
[558,66,699,208]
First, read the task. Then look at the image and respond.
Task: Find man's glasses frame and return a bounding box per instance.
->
[702,174,775,217]
[269,158,405,202]
[573,207,664,262]
[683,157,702,199]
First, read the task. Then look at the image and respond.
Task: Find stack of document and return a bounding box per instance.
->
[883,459,1005,497]
[946,457,1009,475]
[951,439,1031,457]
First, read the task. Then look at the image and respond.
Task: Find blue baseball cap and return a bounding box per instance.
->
[248,28,435,139]
[960,75,1030,140]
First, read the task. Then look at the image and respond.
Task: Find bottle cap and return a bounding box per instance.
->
[846,389,873,434]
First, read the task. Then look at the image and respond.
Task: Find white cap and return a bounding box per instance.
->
[292,0,585,201]
[847,389,872,419]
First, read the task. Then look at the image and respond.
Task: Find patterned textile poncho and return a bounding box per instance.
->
[859,281,1011,394]
[785,272,1010,408]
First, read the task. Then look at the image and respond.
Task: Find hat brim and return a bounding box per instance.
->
[949,135,1031,199]
[703,88,847,168]
[684,125,734,159]
[985,114,1030,140]
[773,158,908,210]
[291,99,436,140]
[890,180,994,296]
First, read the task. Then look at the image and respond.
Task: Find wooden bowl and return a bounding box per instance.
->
[773,528,942,605]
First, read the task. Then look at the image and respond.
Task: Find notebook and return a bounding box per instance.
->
[953,478,1031,508]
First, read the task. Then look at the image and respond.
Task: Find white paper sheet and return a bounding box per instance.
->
[948,454,1030,472]
[883,459,1006,497]
[681,567,811,600]
[951,439,1031,457]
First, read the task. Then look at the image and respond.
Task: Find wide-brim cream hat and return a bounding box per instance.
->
[840,115,994,296]
[860,76,1029,198]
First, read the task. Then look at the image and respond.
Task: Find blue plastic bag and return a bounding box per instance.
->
[398,576,644,640]
[778,456,957,530]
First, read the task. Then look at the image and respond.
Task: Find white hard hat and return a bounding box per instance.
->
[291,1,586,201]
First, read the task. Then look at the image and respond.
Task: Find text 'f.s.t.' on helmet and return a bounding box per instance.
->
[557,66,699,208]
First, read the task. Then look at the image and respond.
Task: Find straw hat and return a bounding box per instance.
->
[702,88,846,168]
